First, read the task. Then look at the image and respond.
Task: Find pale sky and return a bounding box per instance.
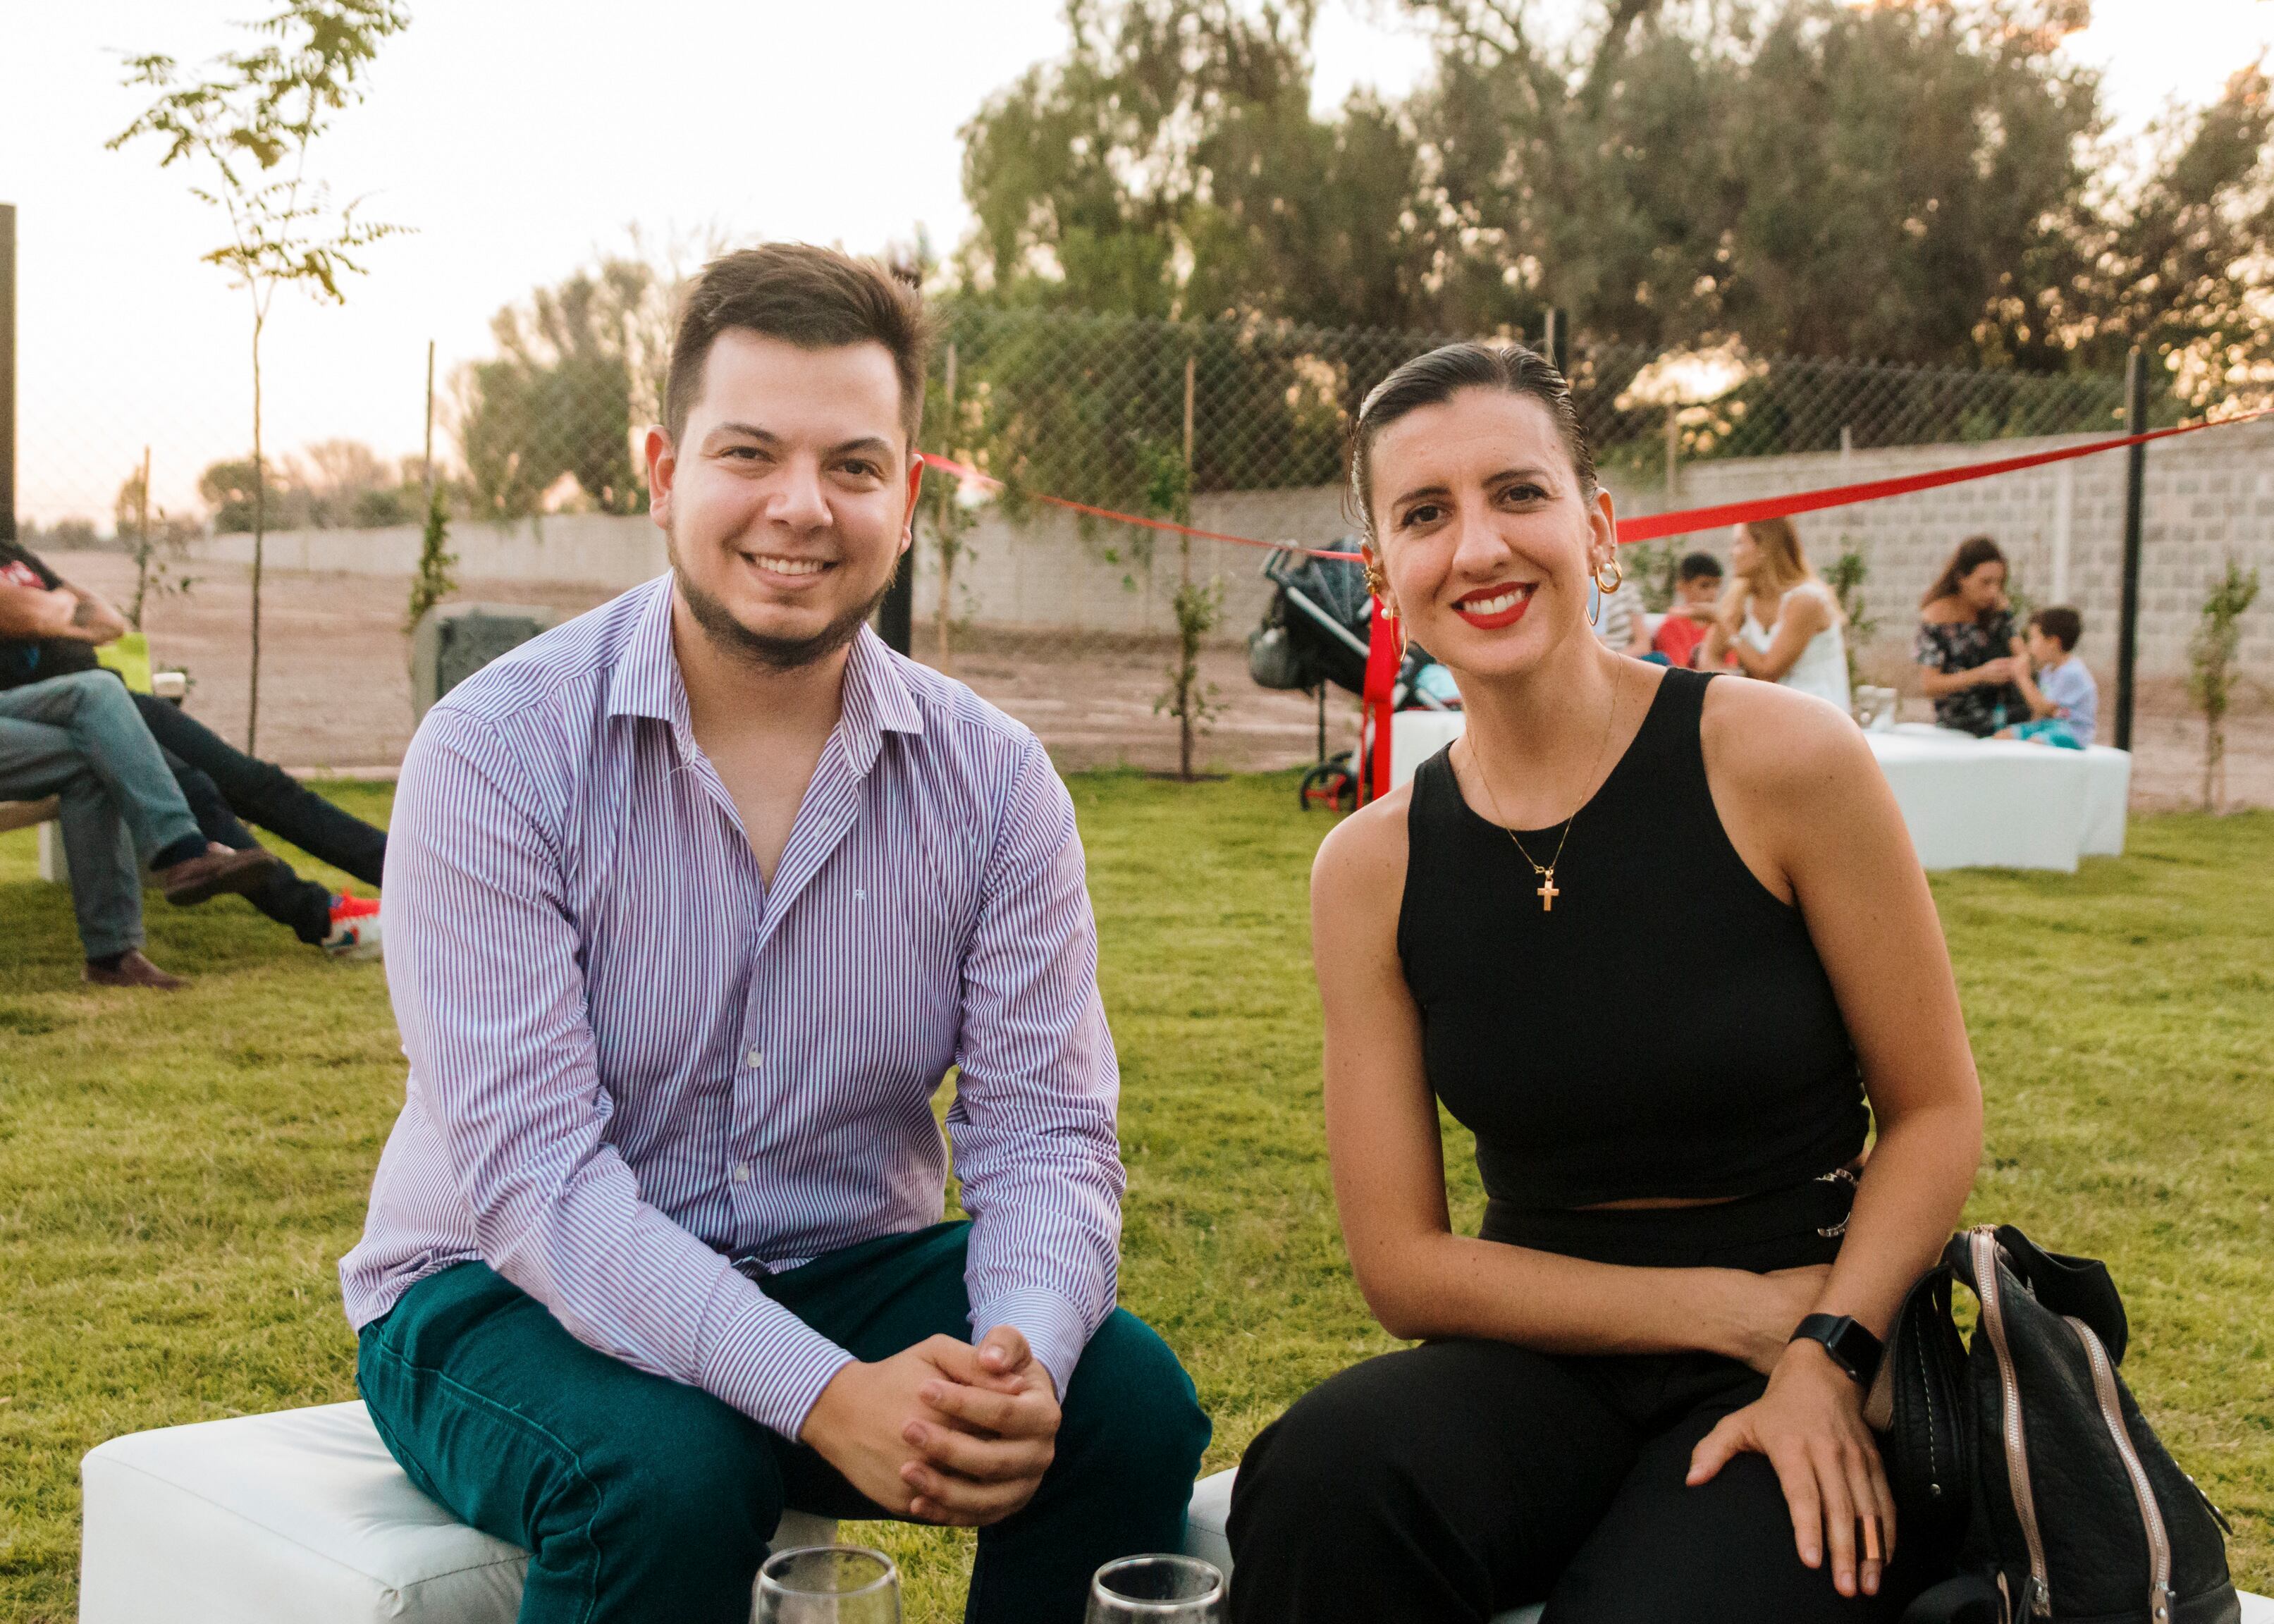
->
[2,0,2268,526]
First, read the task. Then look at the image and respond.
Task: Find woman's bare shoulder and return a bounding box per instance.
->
[1918,597,1968,625]
[1699,675,1876,803]
[1313,784,1412,900]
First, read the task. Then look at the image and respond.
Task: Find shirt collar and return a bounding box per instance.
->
[838,625,925,776]
[604,575,686,726]
[606,576,926,773]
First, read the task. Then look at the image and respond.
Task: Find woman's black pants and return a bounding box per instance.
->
[132,691,388,942]
[1227,1180,1941,1624]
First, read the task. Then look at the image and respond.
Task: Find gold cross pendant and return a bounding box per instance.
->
[1537,873,1559,911]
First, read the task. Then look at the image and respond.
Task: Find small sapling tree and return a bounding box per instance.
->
[2187,558,2261,811]
[111,0,409,750]
[113,450,199,631]
[1140,436,1220,781]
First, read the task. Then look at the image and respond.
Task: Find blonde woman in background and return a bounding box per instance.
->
[1701,517,1852,713]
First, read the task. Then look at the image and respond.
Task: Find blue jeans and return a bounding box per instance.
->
[0,670,204,959]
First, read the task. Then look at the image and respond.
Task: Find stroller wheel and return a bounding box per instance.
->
[1300,759,1358,813]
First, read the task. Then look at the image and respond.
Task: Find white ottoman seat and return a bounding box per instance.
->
[78,1401,837,1624]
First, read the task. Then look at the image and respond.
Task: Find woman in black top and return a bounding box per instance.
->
[1915,535,2027,736]
[1225,345,1983,1623]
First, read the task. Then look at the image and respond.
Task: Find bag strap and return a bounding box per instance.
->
[1899,1573,2006,1624]
[1941,1224,2129,1361]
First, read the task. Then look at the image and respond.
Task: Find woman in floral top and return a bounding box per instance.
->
[1915,536,2025,737]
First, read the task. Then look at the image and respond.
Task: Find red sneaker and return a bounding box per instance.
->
[321,893,383,961]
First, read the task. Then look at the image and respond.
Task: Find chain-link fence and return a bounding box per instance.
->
[923,307,2141,510]
[30,298,2249,777]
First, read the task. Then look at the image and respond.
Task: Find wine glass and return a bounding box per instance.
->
[754,1544,900,1624]
[1086,1554,1227,1623]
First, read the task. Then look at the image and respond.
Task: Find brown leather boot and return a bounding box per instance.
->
[83,950,188,990]
[157,843,282,906]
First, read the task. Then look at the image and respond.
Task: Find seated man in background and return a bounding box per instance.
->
[342,243,1207,1624]
[0,666,280,986]
[0,537,384,957]
[1651,550,1725,668]
[1996,605,2096,749]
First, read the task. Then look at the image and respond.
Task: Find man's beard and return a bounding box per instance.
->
[669,529,897,672]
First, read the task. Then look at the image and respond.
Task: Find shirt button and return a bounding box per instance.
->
[745,1048,763,1069]
[731,1162,750,1183]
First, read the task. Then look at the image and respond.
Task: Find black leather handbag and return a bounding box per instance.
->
[1877,1225,2240,1624]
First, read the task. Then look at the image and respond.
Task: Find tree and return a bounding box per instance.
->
[113,453,199,630]
[957,0,1430,329]
[1401,0,2103,359]
[961,0,2273,402]
[2187,558,2262,811]
[111,0,409,751]
[457,257,674,522]
[405,486,457,636]
[2046,64,2274,408]
[200,455,309,533]
[1140,431,1220,779]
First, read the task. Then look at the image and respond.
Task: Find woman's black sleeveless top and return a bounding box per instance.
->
[1397,667,1867,1211]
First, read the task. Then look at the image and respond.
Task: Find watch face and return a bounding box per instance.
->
[1828,1320,1882,1382]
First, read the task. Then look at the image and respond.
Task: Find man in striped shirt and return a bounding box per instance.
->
[341,245,1209,1623]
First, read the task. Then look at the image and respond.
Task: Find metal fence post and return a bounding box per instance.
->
[878,392,917,652]
[1543,307,1568,378]
[1,202,16,544]
[2115,347,2148,751]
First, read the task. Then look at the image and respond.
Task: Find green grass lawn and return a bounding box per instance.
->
[1,778,2268,1620]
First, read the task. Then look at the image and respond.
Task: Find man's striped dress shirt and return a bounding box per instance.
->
[339,574,1125,1440]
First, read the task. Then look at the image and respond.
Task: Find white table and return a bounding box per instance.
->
[1389,713,2129,872]
[1867,725,2130,871]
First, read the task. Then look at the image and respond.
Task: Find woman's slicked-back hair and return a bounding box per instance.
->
[1922,534,2008,609]
[1346,342,1597,541]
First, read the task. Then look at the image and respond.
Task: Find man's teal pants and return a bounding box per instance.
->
[357,1222,1210,1624]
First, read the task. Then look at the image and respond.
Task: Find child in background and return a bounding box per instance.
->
[1999,605,2096,749]
[1650,551,1724,668]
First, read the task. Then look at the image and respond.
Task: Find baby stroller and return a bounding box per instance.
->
[1247,543,1458,811]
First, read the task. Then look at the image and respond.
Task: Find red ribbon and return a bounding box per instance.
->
[921,407,2268,804]
[914,450,1363,560]
[1610,408,2270,544]
[924,408,2268,561]
[1361,599,1402,802]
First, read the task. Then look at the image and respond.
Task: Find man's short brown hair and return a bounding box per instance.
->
[665,243,932,447]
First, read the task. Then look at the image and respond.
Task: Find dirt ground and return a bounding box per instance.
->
[48,550,2274,810]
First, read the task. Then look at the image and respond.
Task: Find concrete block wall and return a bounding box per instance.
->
[188,511,669,589]
[185,422,2270,682]
[1609,419,2274,684]
[909,484,1355,643]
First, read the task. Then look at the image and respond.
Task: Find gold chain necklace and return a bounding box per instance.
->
[1466,671,1621,912]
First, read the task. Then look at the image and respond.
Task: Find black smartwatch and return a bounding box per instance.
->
[1790,1314,1884,1387]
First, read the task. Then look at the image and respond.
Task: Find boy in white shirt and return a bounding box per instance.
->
[1999,606,2096,749]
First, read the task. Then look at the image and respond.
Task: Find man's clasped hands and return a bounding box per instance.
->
[801,1327,1061,1527]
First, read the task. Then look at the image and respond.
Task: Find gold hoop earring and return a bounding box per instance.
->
[1362,551,1391,602]
[1593,555,1625,596]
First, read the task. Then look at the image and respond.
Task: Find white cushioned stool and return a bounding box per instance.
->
[79,1402,837,1623]
[84,1413,2266,1622]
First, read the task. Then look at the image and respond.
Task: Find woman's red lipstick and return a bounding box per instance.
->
[1452,582,1536,629]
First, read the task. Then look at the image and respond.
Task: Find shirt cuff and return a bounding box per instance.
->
[971,1286,1093,1401]
[694,1267,857,1441]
